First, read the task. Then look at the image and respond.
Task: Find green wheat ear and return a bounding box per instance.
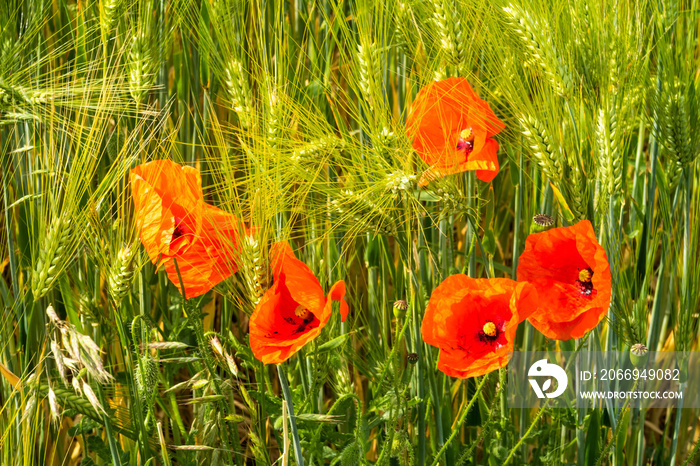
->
[129,31,157,104]
[223,58,252,128]
[501,4,572,98]
[99,0,121,42]
[31,214,72,299]
[242,235,270,311]
[108,245,137,305]
[658,81,697,190]
[519,115,563,185]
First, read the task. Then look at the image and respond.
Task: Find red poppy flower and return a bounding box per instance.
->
[249,241,348,364]
[130,160,243,297]
[516,220,611,340]
[421,276,537,378]
[406,77,505,186]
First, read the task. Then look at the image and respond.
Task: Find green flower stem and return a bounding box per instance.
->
[505,398,550,465]
[373,306,413,394]
[595,379,639,466]
[681,436,700,466]
[95,382,122,466]
[669,384,686,465]
[506,332,592,464]
[428,374,489,466]
[458,372,505,464]
[671,169,694,465]
[278,365,304,466]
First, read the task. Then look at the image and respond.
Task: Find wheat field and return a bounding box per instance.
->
[0,0,699,465]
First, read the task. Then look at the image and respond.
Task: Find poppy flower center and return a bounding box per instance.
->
[283,304,318,336]
[456,128,475,155]
[482,321,497,337]
[477,320,503,345]
[578,268,593,282]
[576,267,595,297]
[294,305,311,320]
[172,217,186,239]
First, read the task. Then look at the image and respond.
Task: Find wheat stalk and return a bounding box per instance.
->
[394,0,418,56]
[266,89,285,148]
[357,41,383,111]
[99,0,121,41]
[292,136,345,163]
[565,167,589,220]
[242,235,270,310]
[660,88,693,188]
[45,385,139,440]
[331,188,397,235]
[595,102,622,215]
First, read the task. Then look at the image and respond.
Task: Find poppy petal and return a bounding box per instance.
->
[130,160,204,259]
[271,242,326,316]
[161,204,242,298]
[327,280,349,322]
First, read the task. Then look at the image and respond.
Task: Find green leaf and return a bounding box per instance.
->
[584,409,601,465]
[225,414,246,423]
[507,146,521,187]
[317,333,351,353]
[550,182,575,223]
[615,408,632,462]
[59,274,82,332]
[482,229,496,257]
[248,390,283,417]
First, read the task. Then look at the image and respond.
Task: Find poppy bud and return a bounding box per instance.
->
[629,343,648,368]
[407,353,419,364]
[532,213,555,232]
[393,299,408,318]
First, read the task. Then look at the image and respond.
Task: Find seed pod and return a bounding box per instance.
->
[135,356,160,403]
[629,343,649,368]
[393,299,408,319]
[340,441,363,466]
[532,213,555,232]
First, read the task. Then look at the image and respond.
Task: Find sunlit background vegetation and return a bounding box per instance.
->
[0,0,699,464]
